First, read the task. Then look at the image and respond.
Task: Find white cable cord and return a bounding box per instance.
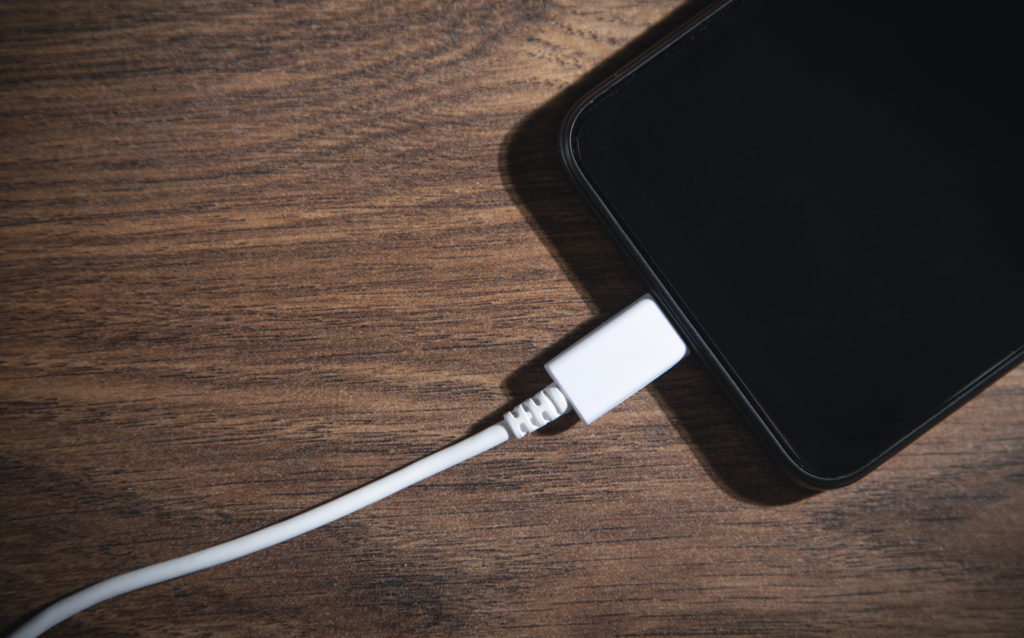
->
[10,385,570,638]
[11,294,688,637]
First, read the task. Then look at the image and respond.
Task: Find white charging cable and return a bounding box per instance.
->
[10,294,688,638]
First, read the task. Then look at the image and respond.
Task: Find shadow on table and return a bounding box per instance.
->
[497,1,813,506]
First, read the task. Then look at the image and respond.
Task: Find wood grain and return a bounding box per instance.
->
[2,1,1022,636]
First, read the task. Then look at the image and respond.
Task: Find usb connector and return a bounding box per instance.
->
[546,294,688,424]
[501,295,688,437]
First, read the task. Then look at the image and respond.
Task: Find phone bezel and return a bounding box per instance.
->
[557,0,1024,488]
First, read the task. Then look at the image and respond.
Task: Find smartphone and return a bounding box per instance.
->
[559,0,1024,488]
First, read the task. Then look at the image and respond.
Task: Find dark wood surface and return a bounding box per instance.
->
[3,2,1022,636]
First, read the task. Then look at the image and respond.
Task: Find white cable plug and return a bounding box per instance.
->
[10,294,688,638]
[546,295,688,423]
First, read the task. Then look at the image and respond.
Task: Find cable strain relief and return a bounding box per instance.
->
[501,383,571,439]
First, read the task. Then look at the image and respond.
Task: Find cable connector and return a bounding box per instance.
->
[503,294,687,436]
[545,294,688,424]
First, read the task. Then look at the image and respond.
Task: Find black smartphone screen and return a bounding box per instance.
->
[564,0,1024,484]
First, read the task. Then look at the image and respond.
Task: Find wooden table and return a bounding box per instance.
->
[3,1,1022,635]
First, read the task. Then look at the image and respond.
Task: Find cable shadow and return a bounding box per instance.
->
[498,1,813,505]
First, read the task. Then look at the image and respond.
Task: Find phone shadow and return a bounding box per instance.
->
[497,1,813,506]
